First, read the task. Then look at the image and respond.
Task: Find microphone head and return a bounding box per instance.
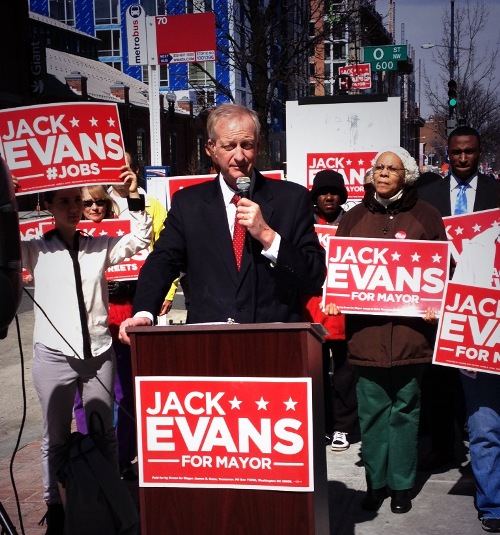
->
[236,176,251,198]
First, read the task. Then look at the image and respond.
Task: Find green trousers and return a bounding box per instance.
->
[356,364,425,491]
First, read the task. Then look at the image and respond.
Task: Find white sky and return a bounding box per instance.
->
[384,0,500,118]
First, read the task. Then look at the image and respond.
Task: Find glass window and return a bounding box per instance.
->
[186,0,213,14]
[49,0,75,25]
[94,0,119,24]
[96,29,121,57]
[142,65,169,86]
[188,61,215,87]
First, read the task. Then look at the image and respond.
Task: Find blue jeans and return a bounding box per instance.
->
[460,372,500,519]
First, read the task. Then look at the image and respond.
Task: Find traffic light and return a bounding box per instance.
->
[448,79,457,110]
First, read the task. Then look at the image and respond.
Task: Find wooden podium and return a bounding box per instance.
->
[128,322,330,534]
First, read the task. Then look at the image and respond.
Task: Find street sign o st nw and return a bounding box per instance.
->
[362,45,408,72]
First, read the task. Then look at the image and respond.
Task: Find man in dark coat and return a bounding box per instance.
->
[119,103,326,340]
[418,125,500,471]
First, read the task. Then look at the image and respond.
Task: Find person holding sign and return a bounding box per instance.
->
[20,167,151,533]
[327,147,447,514]
[451,224,500,533]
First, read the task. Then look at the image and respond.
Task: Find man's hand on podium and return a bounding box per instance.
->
[119,316,153,345]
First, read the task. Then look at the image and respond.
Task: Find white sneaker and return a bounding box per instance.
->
[331,431,349,451]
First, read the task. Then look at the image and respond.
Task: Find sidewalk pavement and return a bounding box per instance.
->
[0,433,485,535]
[0,302,486,534]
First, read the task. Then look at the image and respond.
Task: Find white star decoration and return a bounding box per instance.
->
[284,397,298,411]
[89,117,98,126]
[455,226,464,235]
[99,230,108,236]
[358,159,364,165]
[116,229,125,236]
[107,117,116,127]
[411,252,421,262]
[432,253,442,263]
[256,397,269,410]
[70,117,79,127]
[391,252,401,261]
[473,224,481,233]
[229,396,242,410]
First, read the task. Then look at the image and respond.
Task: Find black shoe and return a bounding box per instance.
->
[482,518,500,532]
[361,487,387,511]
[391,489,412,514]
[39,503,65,535]
[418,451,455,471]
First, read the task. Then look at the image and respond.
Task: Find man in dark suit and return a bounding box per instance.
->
[119,103,326,341]
[418,125,499,471]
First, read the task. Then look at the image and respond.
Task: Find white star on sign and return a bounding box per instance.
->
[116,229,125,236]
[473,224,481,233]
[432,253,442,263]
[358,159,364,165]
[391,252,401,261]
[256,397,269,410]
[70,117,79,127]
[284,397,298,411]
[99,230,108,236]
[89,117,98,126]
[229,396,242,410]
[455,226,464,235]
[107,117,116,127]
[411,252,421,262]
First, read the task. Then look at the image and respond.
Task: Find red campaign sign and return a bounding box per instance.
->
[166,171,284,208]
[307,152,376,203]
[315,224,337,250]
[155,13,216,64]
[338,63,372,90]
[433,282,500,375]
[36,219,149,281]
[0,102,126,195]
[323,237,450,316]
[443,208,500,261]
[135,377,313,491]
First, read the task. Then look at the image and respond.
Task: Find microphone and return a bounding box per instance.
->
[236,176,251,199]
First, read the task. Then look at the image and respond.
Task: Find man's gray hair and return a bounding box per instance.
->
[206,103,261,141]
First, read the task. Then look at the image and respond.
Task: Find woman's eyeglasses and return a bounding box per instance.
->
[373,164,405,175]
[82,199,107,207]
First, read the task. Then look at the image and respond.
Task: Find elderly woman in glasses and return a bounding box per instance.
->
[326,147,447,514]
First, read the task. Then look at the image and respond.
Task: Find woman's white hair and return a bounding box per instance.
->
[371,147,419,184]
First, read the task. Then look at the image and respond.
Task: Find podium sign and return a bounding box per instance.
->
[136,376,313,491]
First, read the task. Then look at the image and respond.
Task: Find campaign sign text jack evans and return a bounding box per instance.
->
[324,237,450,316]
[433,282,500,375]
[135,377,313,492]
[0,102,126,194]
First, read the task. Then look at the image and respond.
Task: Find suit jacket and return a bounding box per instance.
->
[417,172,499,216]
[133,171,326,324]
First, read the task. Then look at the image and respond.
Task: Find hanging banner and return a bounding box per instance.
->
[0,102,126,195]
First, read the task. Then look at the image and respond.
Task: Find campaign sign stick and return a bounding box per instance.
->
[0,102,126,195]
[135,376,313,491]
[324,237,450,316]
[37,219,149,281]
[433,282,500,375]
[443,209,500,261]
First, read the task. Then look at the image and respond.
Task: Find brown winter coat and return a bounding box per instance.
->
[336,185,447,368]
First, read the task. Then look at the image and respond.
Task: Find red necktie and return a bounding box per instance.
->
[231,194,246,270]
